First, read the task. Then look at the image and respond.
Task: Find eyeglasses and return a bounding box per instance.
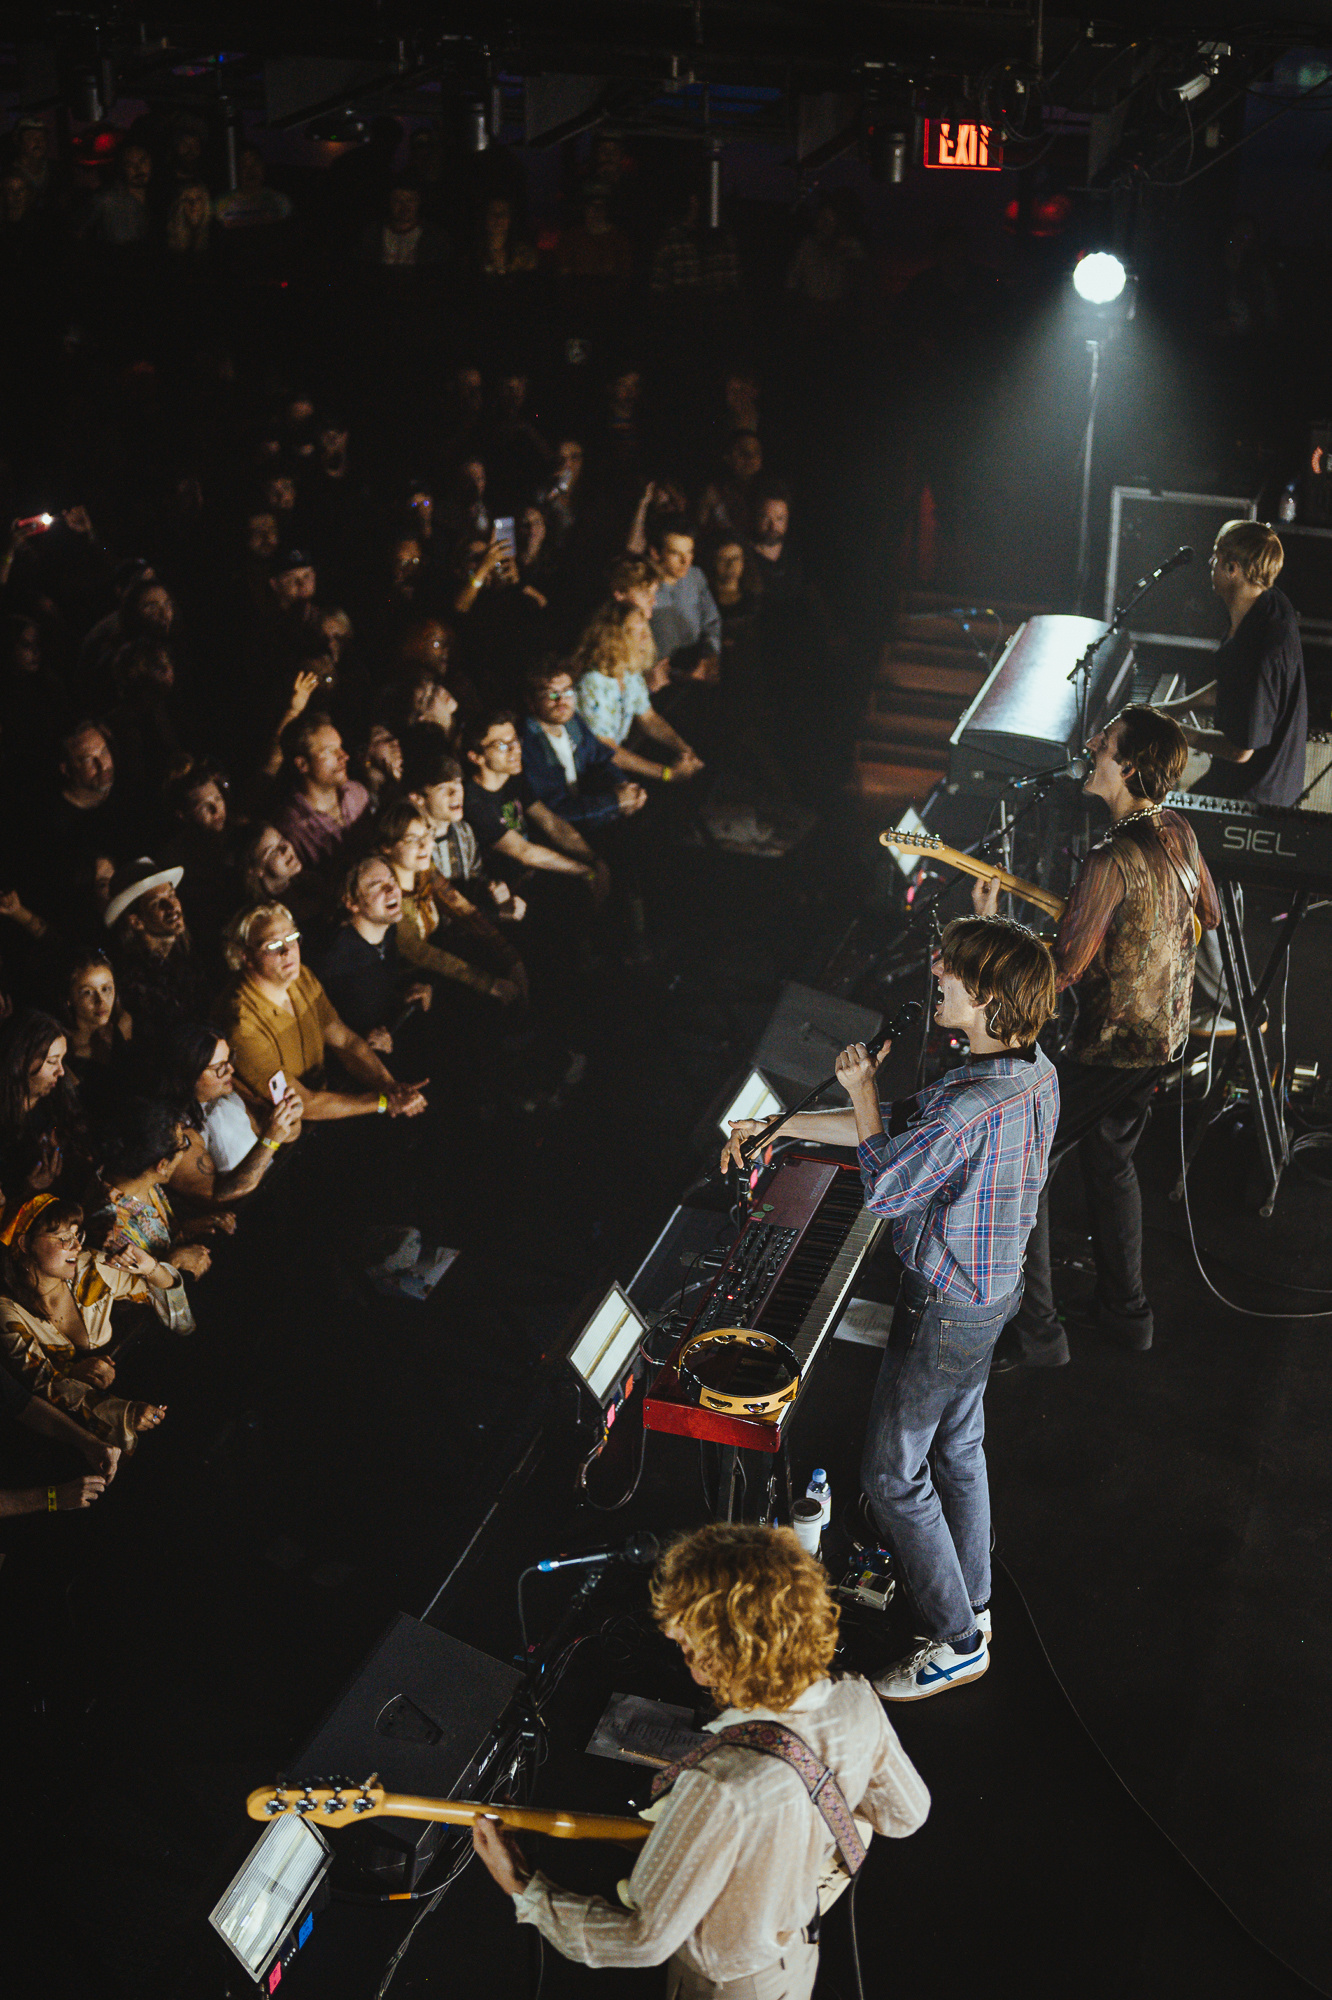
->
[257,931,301,956]
[203,1058,233,1076]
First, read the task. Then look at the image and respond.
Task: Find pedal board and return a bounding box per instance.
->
[837,1550,896,1612]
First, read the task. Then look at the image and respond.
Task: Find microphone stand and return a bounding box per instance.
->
[737,1001,923,1169]
[1065,549,1192,751]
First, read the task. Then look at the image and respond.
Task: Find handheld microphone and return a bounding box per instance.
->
[1158,545,1193,577]
[872,997,923,1053]
[537,1532,661,1573]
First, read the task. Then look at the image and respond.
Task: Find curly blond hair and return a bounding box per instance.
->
[570,600,644,684]
[650,1523,840,1712]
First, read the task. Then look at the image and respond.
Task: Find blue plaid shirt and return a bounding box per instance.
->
[857,1048,1059,1306]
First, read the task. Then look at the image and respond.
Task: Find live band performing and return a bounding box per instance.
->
[5,16,1332,2000]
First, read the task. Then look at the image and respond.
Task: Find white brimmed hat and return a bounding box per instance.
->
[105,857,184,929]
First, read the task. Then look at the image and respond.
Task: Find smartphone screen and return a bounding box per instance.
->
[493,516,516,566]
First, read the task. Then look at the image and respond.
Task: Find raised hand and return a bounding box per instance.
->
[971,873,1001,918]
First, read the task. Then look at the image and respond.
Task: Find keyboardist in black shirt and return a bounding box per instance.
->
[1162,520,1308,1028]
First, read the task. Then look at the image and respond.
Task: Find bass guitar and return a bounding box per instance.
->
[878,829,1066,921]
[247,1777,650,1844]
[878,826,1203,944]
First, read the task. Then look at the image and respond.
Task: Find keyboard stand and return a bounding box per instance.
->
[1176,879,1308,1216]
[710,1438,797,1525]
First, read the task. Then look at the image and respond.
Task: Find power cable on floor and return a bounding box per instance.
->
[1176,1063,1332,1319]
[998,1557,1329,1998]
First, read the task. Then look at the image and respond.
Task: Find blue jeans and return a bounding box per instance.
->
[859,1270,1022,1646]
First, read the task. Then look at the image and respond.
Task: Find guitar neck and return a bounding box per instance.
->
[376,1794,651,1842]
[947,851,1065,919]
[878,832,1065,921]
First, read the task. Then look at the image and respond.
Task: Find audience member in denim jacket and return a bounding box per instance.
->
[521,665,646,832]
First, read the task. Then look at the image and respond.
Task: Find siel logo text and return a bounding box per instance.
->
[1222,824,1297,857]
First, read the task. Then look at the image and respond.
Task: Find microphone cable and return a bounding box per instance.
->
[1175,1018,1332,1318]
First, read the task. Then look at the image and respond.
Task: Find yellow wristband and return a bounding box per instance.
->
[47,1487,58,1513]
[261,1137,281,1153]
[377,1094,389,1114]
[660,763,671,782]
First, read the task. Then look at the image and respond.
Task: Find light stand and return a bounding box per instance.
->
[1075,334,1104,616]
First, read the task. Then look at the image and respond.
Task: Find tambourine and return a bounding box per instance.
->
[677,1329,801,1420]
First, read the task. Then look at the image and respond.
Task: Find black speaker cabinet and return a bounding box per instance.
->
[751,981,883,1100]
[287,1614,524,1890]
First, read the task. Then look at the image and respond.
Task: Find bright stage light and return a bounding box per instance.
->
[1072,253,1128,305]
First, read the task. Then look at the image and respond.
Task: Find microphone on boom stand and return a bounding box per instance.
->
[536,1532,661,1573]
[1006,755,1088,791]
[1067,544,1193,683]
[732,997,924,1171]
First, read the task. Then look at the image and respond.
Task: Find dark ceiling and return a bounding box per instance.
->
[4,4,1330,187]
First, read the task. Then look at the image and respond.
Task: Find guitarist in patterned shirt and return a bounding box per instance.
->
[473,1523,929,2000]
[980,705,1219,1368]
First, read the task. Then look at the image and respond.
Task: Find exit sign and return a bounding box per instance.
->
[923,121,1002,170]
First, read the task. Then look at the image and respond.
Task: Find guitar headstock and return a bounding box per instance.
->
[247,1777,386,1827]
[879,829,943,855]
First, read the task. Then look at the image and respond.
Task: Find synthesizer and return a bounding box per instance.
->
[642,1153,883,1452]
[1162,792,1332,892]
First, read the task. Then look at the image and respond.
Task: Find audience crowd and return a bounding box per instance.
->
[0,105,845,1522]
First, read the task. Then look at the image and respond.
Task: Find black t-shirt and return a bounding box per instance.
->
[463,775,533,854]
[19,785,143,913]
[308,923,403,1039]
[1204,588,1307,807]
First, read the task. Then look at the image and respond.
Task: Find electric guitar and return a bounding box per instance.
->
[879,827,1203,944]
[246,1778,651,1844]
[878,829,1066,921]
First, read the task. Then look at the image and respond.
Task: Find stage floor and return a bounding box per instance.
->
[4,846,1329,2000]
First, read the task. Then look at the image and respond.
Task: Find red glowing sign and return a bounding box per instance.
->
[923,122,1002,171]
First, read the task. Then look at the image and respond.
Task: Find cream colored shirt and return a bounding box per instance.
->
[512,1673,929,1981]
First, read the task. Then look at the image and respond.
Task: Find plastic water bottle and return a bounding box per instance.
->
[806,1468,832,1529]
[1278,480,1298,524]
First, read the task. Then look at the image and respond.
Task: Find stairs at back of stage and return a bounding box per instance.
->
[853,594,1050,814]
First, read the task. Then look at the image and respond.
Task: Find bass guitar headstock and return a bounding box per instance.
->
[879,829,943,855]
[246,1776,386,1827]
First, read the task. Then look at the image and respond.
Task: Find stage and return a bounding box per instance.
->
[5,840,1329,2000]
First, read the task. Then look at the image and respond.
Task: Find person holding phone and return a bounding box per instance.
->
[157,1025,303,1209]
[214,903,427,1123]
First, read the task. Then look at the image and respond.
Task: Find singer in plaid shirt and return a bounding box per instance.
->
[856,1043,1057,1307]
[840,918,1059,1700]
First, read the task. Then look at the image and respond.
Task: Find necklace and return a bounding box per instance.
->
[1111,804,1163,832]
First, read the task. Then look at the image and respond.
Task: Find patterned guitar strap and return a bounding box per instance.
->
[649,1720,868,1878]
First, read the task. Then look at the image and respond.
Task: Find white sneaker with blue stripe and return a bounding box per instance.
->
[874,1632,989,1702]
